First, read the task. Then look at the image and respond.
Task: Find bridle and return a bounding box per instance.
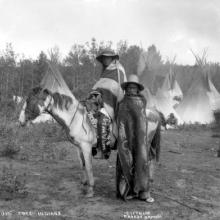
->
[22,99,39,121]
[22,93,52,121]
[24,90,80,128]
[43,93,81,128]
[43,95,53,113]
[68,102,80,127]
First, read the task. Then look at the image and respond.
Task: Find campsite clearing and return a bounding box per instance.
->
[0,123,219,220]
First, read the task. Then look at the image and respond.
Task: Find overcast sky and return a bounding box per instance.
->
[0,0,219,64]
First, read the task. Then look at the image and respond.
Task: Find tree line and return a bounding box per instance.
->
[1,38,220,105]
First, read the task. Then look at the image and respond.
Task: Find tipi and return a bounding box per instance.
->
[154,92,183,124]
[142,87,156,108]
[176,75,214,124]
[176,49,217,124]
[205,73,220,111]
[32,61,75,124]
[152,58,183,124]
[40,61,74,99]
[155,57,183,108]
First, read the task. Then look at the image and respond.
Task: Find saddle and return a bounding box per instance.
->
[83,91,102,129]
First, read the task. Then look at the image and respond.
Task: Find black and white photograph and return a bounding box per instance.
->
[0,0,219,219]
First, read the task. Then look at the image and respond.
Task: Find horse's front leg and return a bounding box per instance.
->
[149,159,156,183]
[76,148,88,186]
[82,143,94,198]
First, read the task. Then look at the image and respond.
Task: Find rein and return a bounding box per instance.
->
[45,95,80,129]
[68,102,80,127]
[25,90,82,131]
[44,95,53,112]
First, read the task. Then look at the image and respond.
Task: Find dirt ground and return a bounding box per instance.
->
[0,125,219,220]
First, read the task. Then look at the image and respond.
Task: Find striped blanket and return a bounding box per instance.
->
[93,60,127,119]
[93,78,124,119]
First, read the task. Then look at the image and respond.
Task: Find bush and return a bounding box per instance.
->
[0,164,27,200]
[0,99,18,120]
[0,141,20,158]
[177,123,211,131]
[0,123,21,158]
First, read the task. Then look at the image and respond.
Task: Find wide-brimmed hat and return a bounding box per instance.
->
[121,74,144,91]
[96,49,119,63]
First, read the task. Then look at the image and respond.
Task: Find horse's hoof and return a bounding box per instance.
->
[85,192,94,198]
[145,197,155,203]
[85,187,94,198]
[81,180,88,186]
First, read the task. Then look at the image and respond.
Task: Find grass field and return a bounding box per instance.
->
[0,121,219,220]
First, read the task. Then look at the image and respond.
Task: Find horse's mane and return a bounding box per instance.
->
[51,92,73,110]
[30,87,73,110]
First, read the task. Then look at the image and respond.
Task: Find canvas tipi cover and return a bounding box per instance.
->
[176,74,214,124]
[142,85,183,124]
[40,62,74,99]
[205,74,220,111]
[156,70,183,107]
[154,92,183,124]
[152,71,183,123]
[142,87,156,108]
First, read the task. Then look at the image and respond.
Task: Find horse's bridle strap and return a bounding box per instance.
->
[68,102,80,127]
[43,95,53,113]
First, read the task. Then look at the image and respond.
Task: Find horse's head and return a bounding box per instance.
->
[19,87,52,126]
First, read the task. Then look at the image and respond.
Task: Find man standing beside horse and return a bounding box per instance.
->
[116,74,155,203]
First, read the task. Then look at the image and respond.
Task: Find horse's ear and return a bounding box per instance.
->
[32,87,42,95]
[43,89,50,95]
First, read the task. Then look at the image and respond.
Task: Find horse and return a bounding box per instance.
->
[19,87,97,197]
[145,108,162,181]
[19,87,162,198]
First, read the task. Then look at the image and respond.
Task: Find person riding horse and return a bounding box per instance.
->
[87,50,127,159]
[116,74,154,203]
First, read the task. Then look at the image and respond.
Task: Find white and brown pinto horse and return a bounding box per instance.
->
[19,87,162,198]
[19,87,97,197]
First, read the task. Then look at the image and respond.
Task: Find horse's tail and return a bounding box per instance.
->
[151,120,161,162]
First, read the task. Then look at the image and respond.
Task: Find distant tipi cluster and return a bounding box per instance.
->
[141,50,220,125]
